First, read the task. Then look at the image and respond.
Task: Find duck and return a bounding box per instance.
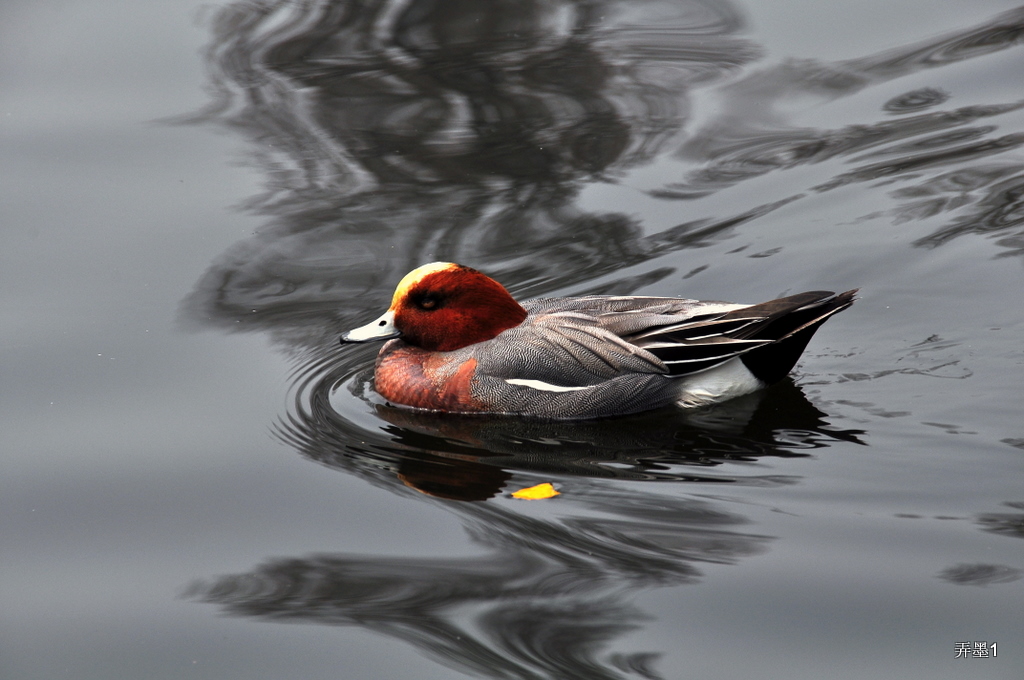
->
[341,262,856,419]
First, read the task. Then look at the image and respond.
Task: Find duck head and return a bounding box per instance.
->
[341,262,528,351]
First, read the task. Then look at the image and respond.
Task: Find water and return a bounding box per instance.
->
[4,0,1023,678]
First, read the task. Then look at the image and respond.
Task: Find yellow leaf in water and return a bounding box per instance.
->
[511,482,560,500]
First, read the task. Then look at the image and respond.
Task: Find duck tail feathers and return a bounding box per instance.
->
[736,289,858,384]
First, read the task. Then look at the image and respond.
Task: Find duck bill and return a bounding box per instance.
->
[340,310,401,344]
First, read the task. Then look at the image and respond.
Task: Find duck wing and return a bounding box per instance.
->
[476,307,670,385]
[477,291,856,388]
[627,289,859,383]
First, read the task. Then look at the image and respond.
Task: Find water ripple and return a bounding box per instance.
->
[937,563,1023,586]
[884,87,950,115]
[185,451,779,679]
[663,7,1024,257]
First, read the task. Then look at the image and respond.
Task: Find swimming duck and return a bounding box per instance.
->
[341,262,856,419]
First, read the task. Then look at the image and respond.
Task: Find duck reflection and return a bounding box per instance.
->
[371,380,864,500]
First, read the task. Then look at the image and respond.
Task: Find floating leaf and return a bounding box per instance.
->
[511,482,560,500]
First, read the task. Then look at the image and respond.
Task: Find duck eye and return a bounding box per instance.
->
[416,294,441,310]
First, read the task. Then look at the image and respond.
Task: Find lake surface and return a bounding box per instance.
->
[4,0,1024,678]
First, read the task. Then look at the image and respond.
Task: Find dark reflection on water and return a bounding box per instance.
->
[186,474,772,679]
[931,502,1024,588]
[180,0,759,350]
[664,100,1024,197]
[190,550,669,680]
[658,7,1024,256]
[883,87,950,114]
[977,501,1024,539]
[937,563,1023,586]
[188,543,677,679]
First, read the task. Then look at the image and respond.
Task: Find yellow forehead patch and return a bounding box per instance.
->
[390,262,459,308]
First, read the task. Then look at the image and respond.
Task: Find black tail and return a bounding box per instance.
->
[732,289,858,384]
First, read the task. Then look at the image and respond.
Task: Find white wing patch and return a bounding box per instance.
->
[504,378,590,392]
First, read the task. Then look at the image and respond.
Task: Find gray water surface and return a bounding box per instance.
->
[4,0,1024,678]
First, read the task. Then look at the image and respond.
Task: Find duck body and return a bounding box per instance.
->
[342,263,856,420]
